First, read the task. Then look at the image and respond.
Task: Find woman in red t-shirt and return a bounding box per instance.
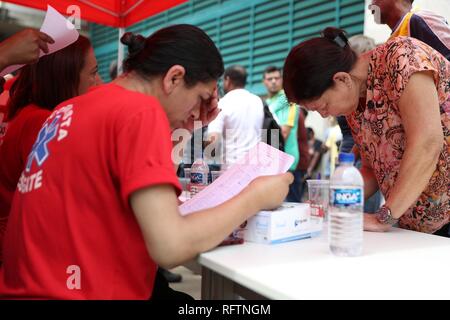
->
[0,35,101,258]
[0,25,293,299]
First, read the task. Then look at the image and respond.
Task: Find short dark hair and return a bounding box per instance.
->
[224,65,247,87]
[263,66,282,79]
[283,27,357,103]
[7,35,91,120]
[122,24,224,87]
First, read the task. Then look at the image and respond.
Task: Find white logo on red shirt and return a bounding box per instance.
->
[18,104,74,195]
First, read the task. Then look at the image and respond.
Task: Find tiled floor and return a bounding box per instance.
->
[169,266,202,300]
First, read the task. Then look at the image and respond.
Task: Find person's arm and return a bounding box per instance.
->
[359,154,379,201]
[306,151,320,178]
[364,72,442,232]
[180,86,220,133]
[306,141,328,178]
[204,93,225,160]
[383,72,443,218]
[281,125,292,141]
[359,153,391,232]
[280,103,297,141]
[173,86,220,170]
[205,132,221,149]
[204,106,224,160]
[0,29,54,72]
[131,173,293,268]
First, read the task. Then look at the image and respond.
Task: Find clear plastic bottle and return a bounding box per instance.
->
[189,158,210,197]
[329,153,364,257]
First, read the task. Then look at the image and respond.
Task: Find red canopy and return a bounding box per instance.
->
[1,0,187,28]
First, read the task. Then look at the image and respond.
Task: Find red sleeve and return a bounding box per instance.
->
[114,100,181,207]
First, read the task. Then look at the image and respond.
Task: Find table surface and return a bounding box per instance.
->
[198,226,450,299]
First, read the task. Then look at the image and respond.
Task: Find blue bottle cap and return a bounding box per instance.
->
[338,152,354,163]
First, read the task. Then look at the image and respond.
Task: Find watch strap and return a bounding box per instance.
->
[376,205,398,225]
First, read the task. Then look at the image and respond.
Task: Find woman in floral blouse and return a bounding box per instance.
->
[283,27,449,236]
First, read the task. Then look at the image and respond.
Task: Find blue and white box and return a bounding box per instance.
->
[244,203,312,244]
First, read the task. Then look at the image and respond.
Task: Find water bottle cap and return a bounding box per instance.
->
[338,152,354,163]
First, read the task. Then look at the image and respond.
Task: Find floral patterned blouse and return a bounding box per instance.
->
[347,37,450,233]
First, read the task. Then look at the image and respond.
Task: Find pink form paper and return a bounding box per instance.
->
[179,142,294,215]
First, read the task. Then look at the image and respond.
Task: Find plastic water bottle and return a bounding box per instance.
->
[189,158,209,197]
[329,153,364,257]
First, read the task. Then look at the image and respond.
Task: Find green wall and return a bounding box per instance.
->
[90,0,365,95]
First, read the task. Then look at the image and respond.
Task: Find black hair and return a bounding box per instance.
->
[224,65,247,87]
[121,24,224,87]
[283,27,357,103]
[263,66,282,79]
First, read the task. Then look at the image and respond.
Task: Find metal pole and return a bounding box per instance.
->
[117,27,125,76]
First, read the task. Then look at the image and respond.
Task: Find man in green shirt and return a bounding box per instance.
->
[263,66,301,201]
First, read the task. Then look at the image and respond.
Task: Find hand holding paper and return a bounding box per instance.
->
[179,142,294,215]
[0,29,54,71]
[40,5,79,54]
[247,173,294,210]
[0,5,79,76]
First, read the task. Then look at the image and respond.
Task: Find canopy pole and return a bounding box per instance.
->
[117,27,125,76]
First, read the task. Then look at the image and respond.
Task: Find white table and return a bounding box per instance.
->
[198,227,450,299]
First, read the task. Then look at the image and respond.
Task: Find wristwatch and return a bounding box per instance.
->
[376,205,398,225]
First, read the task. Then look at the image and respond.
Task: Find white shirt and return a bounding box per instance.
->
[207,88,264,165]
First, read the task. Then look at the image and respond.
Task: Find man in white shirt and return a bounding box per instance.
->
[207,65,264,167]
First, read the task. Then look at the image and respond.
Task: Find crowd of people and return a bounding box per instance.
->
[0,0,447,299]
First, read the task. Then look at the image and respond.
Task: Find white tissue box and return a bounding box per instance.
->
[244,202,312,244]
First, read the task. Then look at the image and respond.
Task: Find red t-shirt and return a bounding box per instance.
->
[0,105,51,257]
[0,84,181,299]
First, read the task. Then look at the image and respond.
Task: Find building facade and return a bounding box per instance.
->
[90,0,365,95]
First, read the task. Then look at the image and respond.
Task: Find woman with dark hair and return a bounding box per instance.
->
[283,28,449,236]
[0,25,292,299]
[0,35,100,258]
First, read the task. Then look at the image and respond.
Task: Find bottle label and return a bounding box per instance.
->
[332,188,362,206]
[191,172,206,184]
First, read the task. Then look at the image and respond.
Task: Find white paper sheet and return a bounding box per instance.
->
[179,142,294,215]
[0,5,79,77]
